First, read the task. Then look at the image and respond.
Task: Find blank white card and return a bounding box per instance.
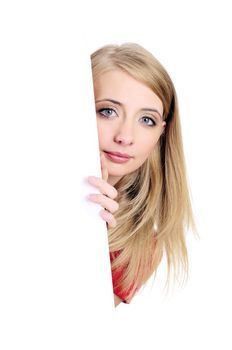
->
[0,4,114,349]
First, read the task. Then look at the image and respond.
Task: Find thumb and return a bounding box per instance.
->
[100,152,108,182]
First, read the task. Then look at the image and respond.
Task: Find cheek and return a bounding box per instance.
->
[96,121,103,139]
[97,129,104,146]
[96,124,110,148]
[138,133,161,155]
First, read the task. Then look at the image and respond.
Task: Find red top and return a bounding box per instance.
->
[110,251,137,304]
[110,236,156,303]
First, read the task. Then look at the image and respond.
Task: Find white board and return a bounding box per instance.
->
[0,3,114,349]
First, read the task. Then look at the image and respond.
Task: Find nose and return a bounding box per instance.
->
[114,120,134,146]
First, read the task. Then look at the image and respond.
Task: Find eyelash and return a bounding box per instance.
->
[98,108,117,118]
[97,108,157,127]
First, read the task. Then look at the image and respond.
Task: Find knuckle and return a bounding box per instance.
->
[109,217,117,228]
[100,209,117,228]
[91,193,101,201]
[107,211,114,220]
[112,201,119,212]
[111,188,118,199]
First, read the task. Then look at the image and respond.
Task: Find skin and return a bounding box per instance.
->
[87,69,165,306]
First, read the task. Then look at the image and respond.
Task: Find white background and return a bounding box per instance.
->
[1,1,232,349]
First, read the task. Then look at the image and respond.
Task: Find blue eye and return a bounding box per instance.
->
[98,108,117,118]
[141,116,156,126]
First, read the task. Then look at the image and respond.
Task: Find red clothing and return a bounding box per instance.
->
[110,236,156,303]
[110,251,137,304]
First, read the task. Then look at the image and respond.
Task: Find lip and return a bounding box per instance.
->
[105,151,132,159]
[104,151,132,164]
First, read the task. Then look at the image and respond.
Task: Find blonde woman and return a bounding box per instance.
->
[87,43,195,307]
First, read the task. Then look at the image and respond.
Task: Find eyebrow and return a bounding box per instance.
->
[95,98,163,120]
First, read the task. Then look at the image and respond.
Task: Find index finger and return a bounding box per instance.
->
[100,152,108,182]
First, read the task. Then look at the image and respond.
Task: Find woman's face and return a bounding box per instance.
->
[94,69,166,186]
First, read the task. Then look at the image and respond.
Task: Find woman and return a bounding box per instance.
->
[87,43,195,306]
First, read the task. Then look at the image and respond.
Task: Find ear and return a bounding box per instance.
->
[161,121,166,134]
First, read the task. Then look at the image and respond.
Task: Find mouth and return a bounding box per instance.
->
[104,151,132,164]
[105,151,132,159]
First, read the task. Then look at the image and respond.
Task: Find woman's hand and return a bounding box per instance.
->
[87,152,119,228]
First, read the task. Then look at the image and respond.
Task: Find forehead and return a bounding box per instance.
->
[94,69,163,113]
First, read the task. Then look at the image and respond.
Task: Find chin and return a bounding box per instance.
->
[109,169,135,180]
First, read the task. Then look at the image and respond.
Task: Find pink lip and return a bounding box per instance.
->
[105,151,132,159]
[104,151,132,164]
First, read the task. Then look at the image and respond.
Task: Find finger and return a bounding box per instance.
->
[100,152,108,182]
[87,176,118,199]
[99,209,117,228]
[87,193,119,214]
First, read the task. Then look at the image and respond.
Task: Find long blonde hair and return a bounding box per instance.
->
[91,43,196,300]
